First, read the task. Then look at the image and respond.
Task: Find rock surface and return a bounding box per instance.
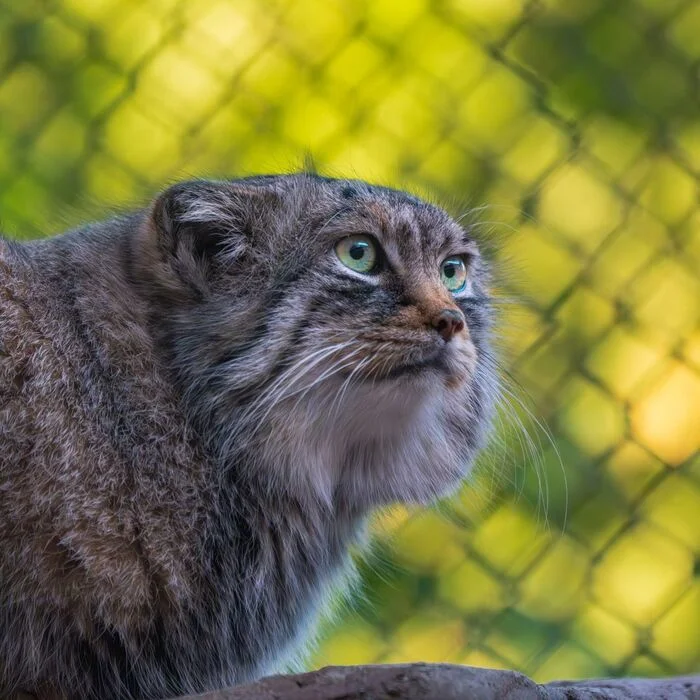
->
[175,663,700,699]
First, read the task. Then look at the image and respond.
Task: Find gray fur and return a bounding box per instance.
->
[0,174,497,699]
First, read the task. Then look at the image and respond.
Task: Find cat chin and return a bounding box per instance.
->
[335,375,482,508]
[252,373,478,510]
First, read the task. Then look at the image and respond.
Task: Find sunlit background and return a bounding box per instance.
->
[2,0,699,682]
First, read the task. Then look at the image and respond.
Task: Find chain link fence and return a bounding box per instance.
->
[1,0,699,683]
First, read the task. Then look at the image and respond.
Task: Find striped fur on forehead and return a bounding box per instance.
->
[147,174,475,275]
[328,190,476,275]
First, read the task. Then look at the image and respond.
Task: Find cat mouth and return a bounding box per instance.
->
[345,345,459,382]
[328,339,470,385]
[380,351,449,380]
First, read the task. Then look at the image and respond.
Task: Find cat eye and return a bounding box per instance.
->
[441,256,468,293]
[335,234,378,274]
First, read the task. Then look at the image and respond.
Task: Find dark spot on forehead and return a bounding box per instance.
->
[341,186,357,200]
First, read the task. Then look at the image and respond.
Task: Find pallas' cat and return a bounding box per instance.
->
[0,174,497,699]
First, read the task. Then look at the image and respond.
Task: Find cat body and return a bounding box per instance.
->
[0,174,496,699]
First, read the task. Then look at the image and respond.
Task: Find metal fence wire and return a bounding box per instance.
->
[1,0,699,683]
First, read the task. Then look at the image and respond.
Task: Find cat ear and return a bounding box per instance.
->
[138,180,278,298]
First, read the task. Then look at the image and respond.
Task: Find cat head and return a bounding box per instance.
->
[134,174,498,510]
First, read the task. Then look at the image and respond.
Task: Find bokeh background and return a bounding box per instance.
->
[2,0,699,683]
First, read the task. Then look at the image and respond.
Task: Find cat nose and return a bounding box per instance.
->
[432,308,465,342]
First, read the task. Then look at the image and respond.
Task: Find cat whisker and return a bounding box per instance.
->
[455,202,526,226]
[464,355,539,510]
[237,341,376,446]
[467,219,520,236]
[239,342,356,421]
[485,357,566,534]
[288,347,369,414]
[454,203,495,225]
[502,372,567,533]
[328,355,374,419]
[223,342,358,453]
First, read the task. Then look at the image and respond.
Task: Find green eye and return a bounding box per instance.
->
[441,256,468,293]
[335,235,378,274]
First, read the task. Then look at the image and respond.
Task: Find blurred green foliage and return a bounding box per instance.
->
[1,0,699,682]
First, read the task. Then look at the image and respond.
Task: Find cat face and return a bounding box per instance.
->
[138,174,497,509]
